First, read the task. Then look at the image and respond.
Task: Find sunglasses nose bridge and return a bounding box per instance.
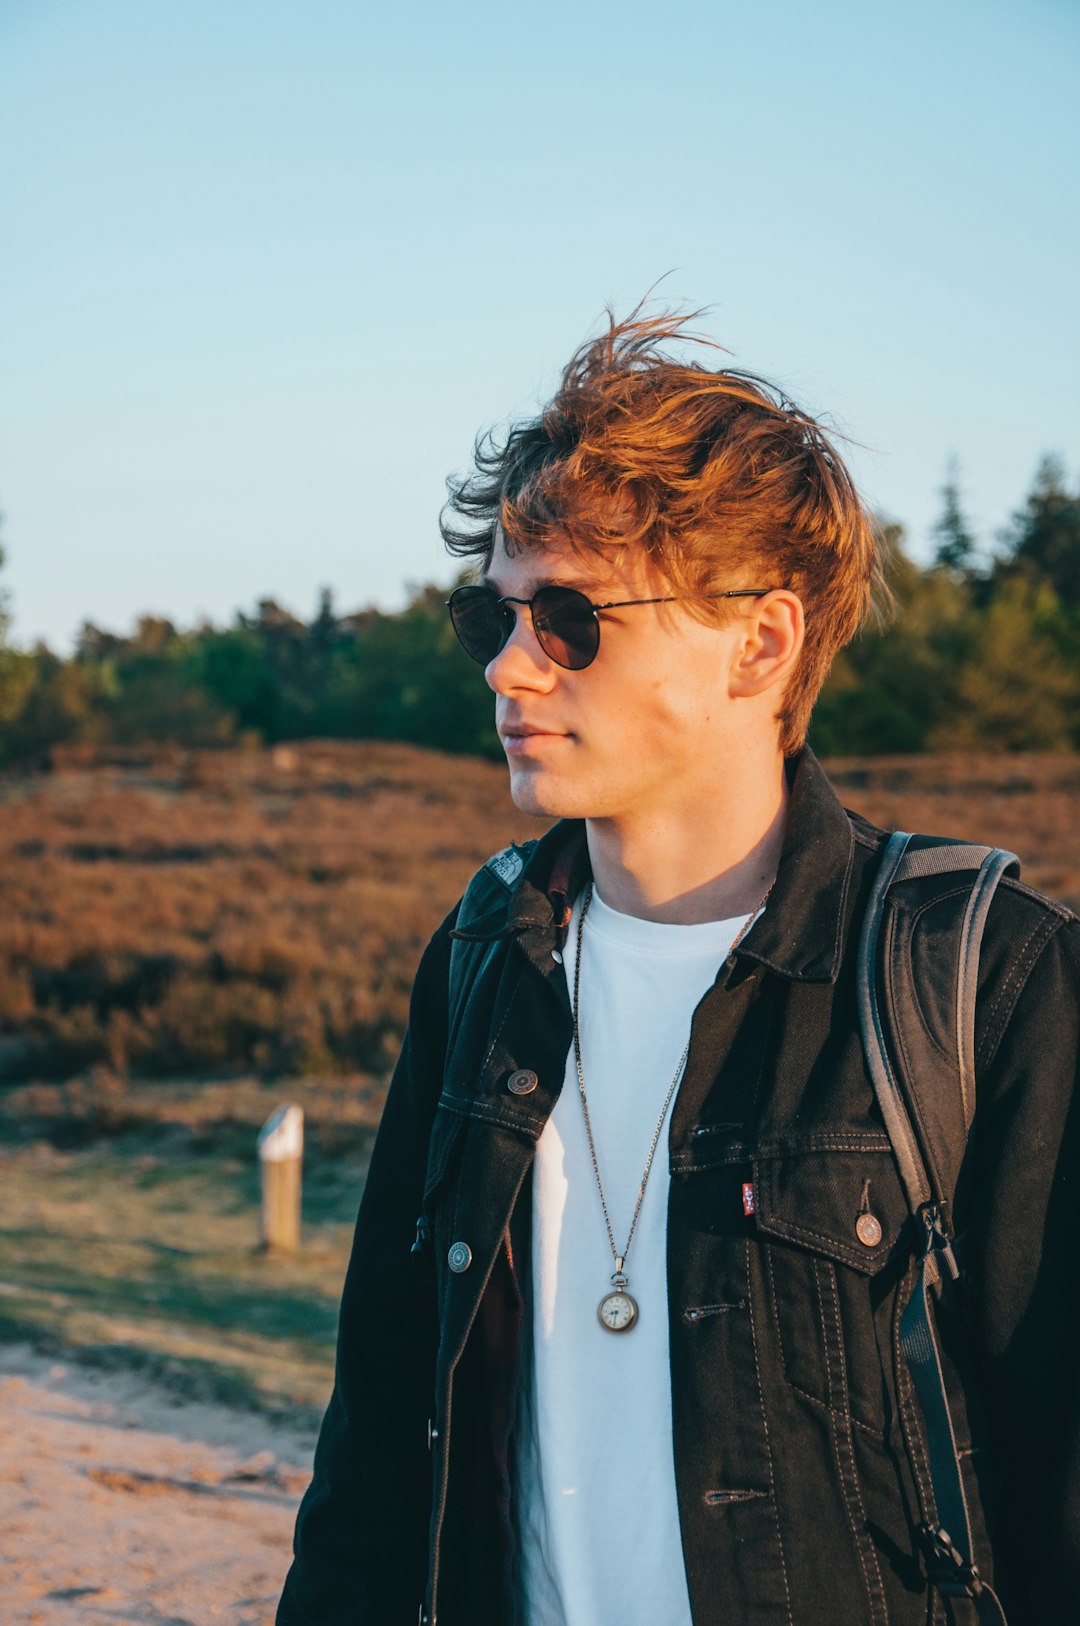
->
[483,593,560,677]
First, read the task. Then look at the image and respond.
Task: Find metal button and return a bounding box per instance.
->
[448,1240,473,1273]
[507,1068,539,1096]
[856,1212,883,1247]
[427,1417,439,1449]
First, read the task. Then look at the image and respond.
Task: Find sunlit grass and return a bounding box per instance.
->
[0,1117,370,1421]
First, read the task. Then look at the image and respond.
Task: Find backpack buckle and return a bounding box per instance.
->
[916,1202,960,1286]
[918,1522,987,1599]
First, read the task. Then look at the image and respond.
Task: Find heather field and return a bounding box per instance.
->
[0,740,1076,1415]
[0,738,533,1088]
[1,739,1076,1094]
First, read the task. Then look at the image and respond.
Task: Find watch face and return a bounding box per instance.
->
[598,1290,638,1332]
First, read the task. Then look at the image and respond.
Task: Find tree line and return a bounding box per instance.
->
[1,455,1078,767]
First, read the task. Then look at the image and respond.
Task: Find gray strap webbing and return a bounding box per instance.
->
[887,840,1019,1127]
[856,830,932,1214]
[894,843,995,881]
[956,850,1018,1128]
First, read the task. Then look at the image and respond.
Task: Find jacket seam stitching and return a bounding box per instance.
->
[758,1211,885,1270]
[976,910,1063,1071]
[830,823,857,980]
[756,1135,893,1154]
[676,1135,892,1174]
[998,874,1074,919]
[817,1260,889,1623]
[438,1093,547,1135]
[480,961,525,1079]
[785,1373,890,1438]
[745,1235,795,1625]
[763,1240,889,1437]
[979,908,1055,1038]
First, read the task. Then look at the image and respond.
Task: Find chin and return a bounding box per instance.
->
[507,776,563,820]
[506,766,599,822]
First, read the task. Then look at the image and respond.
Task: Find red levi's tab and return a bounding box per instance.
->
[742,1182,756,1217]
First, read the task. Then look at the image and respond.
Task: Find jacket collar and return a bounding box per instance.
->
[507,747,859,984]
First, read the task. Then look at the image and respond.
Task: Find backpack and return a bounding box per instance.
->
[444,828,1020,1624]
[858,831,1018,1625]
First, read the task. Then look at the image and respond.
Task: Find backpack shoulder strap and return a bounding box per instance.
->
[448,841,537,1047]
[857,831,1020,1217]
[411,841,537,1285]
[857,829,1019,1624]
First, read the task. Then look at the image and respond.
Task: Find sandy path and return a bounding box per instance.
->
[0,1345,319,1626]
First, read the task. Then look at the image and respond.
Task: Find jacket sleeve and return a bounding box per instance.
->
[974,910,1080,1623]
[277,908,456,1626]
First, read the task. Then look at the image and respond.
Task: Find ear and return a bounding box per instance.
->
[727,591,805,699]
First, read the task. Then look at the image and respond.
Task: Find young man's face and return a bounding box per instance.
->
[483,526,767,823]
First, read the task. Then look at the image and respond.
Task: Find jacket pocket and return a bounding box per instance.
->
[753,1143,911,1433]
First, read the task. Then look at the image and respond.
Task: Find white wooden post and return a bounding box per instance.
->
[258,1104,304,1252]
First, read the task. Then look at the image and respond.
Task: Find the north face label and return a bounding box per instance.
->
[486,847,525,889]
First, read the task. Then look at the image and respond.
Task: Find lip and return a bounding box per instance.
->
[499,725,571,755]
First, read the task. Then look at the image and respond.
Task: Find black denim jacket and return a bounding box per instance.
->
[278,750,1080,1626]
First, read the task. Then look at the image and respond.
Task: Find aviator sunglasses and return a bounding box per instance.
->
[447,582,780,671]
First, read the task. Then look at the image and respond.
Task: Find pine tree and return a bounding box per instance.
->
[1001,454,1080,607]
[932,458,976,574]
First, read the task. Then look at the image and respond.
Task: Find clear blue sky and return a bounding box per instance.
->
[1,0,1077,652]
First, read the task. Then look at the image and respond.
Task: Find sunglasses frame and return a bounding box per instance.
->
[446,582,782,671]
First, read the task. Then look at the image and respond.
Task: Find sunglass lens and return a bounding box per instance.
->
[448,587,507,665]
[532,587,598,669]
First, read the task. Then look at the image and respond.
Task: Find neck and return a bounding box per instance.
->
[584,751,789,925]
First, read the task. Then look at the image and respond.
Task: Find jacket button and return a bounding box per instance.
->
[507,1068,539,1095]
[448,1240,473,1273]
[427,1417,439,1449]
[856,1213,883,1247]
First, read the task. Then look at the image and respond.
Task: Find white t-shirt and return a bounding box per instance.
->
[512,883,759,1626]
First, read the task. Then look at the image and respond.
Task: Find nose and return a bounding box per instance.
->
[484,602,558,694]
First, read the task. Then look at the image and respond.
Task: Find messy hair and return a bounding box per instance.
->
[440,304,889,755]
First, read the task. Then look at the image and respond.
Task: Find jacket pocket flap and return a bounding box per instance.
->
[752,1144,911,1276]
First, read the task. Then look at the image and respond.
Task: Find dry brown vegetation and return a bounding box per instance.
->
[0,739,537,1087]
[0,741,1076,1096]
[825,753,1080,907]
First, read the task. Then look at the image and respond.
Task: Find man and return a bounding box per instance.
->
[278,310,1079,1625]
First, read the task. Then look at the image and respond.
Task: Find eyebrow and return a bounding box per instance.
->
[480,569,601,597]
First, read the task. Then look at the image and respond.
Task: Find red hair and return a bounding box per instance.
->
[441,306,888,754]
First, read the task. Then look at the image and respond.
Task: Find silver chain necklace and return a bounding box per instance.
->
[572,879,770,1333]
